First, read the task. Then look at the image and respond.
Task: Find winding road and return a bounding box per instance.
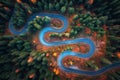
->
[9,13,120,76]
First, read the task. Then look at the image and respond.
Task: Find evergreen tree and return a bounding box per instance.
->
[0,35,14,80]
[68,7,75,14]
[92,0,120,25]
[60,6,66,13]
[55,3,60,10]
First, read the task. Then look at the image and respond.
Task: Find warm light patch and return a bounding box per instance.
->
[33,40,36,43]
[27,56,33,63]
[53,52,57,57]
[4,7,10,11]
[28,10,32,14]
[69,61,73,65]
[53,68,59,75]
[29,73,35,79]
[31,0,37,4]
[15,69,20,73]
[117,52,120,58]
[16,0,22,3]
[88,0,94,4]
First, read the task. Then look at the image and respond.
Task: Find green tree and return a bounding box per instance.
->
[73,14,79,20]
[69,1,73,6]
[44,4,49,10]
[28,16,51,34]
[100,57,112,65]
[86,61,99,70]
[34,23,41,29]
[55,3,60,10]
[43,16,51,24]
[60,0,64,6]
[0,35,14,80]
[49,3,54,10]
[60,6,66,13]
[68,7,75,14]
[0,25,6,34]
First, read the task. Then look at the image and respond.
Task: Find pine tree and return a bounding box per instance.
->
[60,6,66,13]
[55,3,60,10]
[0,35,14,80]
[92,0,120,25]
[100,57,112,65]
[68,7,75,14]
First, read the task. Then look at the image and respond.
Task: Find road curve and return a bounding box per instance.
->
[9,13,120,76]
